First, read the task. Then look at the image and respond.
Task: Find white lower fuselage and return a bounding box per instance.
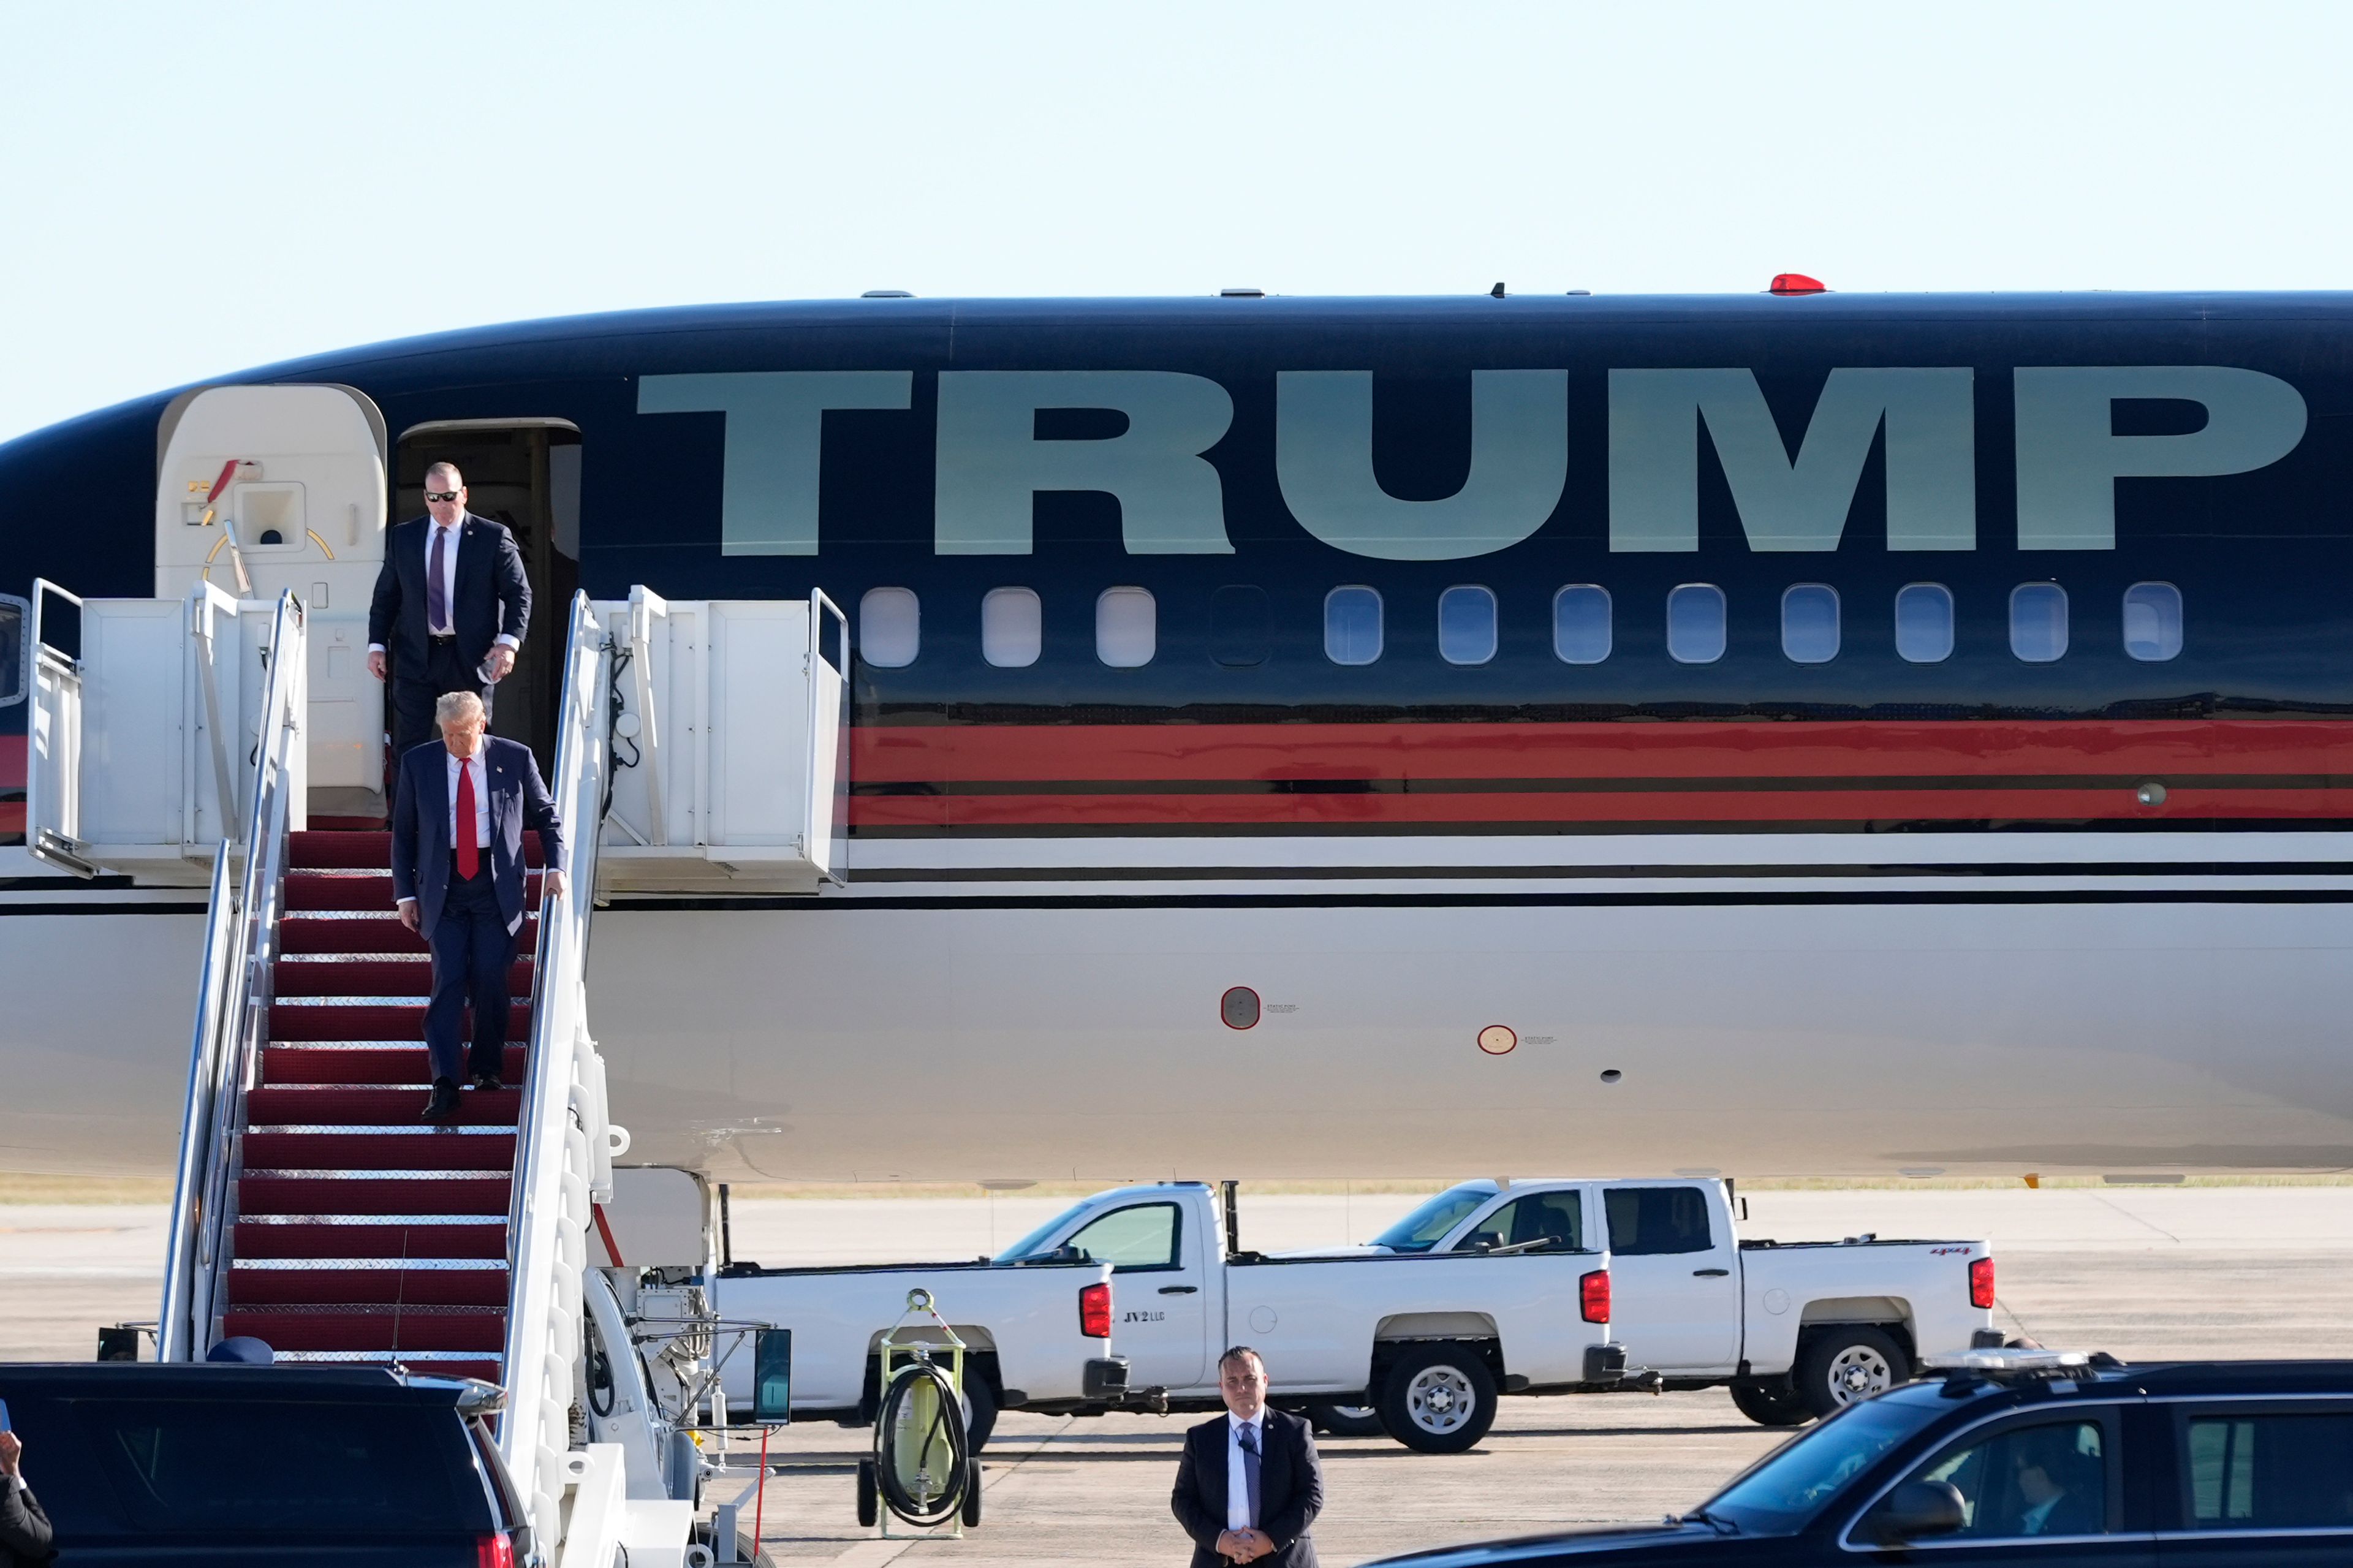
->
[7,830,2350,1182]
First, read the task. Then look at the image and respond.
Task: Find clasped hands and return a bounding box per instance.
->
[1216,1527,1273,1563]
[396,869,565,931]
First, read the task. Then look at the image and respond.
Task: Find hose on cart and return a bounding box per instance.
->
[872,1356,971,1528]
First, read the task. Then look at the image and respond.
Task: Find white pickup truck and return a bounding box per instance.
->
[711,1249,1129,1449]
[990,1181,1623,1452]
[1335,1177,1996,1428]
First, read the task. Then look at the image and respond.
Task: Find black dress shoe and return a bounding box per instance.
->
[421,1081,461,1121]
[468,1074,505,1093]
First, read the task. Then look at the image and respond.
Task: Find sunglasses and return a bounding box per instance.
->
[424,490,461,503]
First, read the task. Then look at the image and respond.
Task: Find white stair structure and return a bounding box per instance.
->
[28,566,856,1564]
[26,578,307,881]
[596,585,851,893]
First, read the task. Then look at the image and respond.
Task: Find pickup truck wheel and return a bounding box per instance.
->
[1728,1378,1813,1426]
[1305,1402,1387,1438]
[1795,1327,1909,1419]
[961,1377,999,1452]
[1377,1344,1498,1454]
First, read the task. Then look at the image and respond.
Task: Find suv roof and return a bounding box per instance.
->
[0,1362,492,1408]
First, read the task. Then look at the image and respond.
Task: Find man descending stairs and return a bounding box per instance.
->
[221,825,546,1382]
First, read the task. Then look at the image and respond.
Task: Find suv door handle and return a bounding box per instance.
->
[1692,1268,1730,1277]
[1158,1285,1199,1295]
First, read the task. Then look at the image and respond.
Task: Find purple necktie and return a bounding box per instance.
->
[1237,1423,1261,1527]
[427,526,450,633]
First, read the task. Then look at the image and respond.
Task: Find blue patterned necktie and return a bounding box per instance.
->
[1237,1421,1262,1528]
[427,525,450,633]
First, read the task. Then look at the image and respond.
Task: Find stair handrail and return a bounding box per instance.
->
[156,588,307,1360]
[498,591,614,1552]
[155,840,239,1361]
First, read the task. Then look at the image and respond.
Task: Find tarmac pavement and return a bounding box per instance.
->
[8,1186,2353,1564]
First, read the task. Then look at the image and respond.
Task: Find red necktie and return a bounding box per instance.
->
[455,759,479,881]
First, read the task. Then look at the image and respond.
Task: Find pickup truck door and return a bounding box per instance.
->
[1602,1183,1741,1373]
[1061,1198,1207,1393]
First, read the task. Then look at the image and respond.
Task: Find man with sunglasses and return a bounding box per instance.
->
[367,461,532,755]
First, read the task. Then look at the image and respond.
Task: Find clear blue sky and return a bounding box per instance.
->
[2,1,2346,443]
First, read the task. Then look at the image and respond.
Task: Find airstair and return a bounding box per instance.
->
[29,562,851,1566]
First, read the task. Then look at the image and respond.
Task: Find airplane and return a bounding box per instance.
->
[1,286,2349,1184]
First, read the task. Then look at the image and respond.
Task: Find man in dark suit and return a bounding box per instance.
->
[0,1428,51,1568]
[2004,1425,2104,1537]
[1172,1347,1322,1568]
[391,690,566,1121]
[368,461,532,755]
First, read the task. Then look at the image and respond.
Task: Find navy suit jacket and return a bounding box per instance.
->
[368,512,531,675]
[0,1477,51,1567]
[1171,1409,1322,1568]
[390,736,565,937]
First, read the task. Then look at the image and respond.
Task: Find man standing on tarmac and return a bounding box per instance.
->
[1172,1346,1323,1567]
[367,461,531,756]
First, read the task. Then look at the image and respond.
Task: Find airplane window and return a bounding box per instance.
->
[1895,583,1955,664]
[1781,584,1840,664]
[1438,585,1498,666]
[1667,585,1727,664]
[2010,583,2069,664]
[1325,586,1384,665]
[1211,585,1271,668]
[858,587,919,668]
[1553,585,1612,664]
[1096,586,1156,668]
[2122,582,2183,662]
[982,587,1042,668]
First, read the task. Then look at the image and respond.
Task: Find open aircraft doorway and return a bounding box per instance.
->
[394,420,582,770]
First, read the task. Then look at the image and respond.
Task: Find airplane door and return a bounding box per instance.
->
[1060,1199,1208,1393]
[155,384,388,817]
[1603,1184,1742,1373]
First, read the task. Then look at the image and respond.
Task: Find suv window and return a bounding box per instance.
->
[67,1396,484,1534]
[2186,1410,2353,1530]
[1453,1191,1582,1252]
[1604,1186,1713,1256]
[1066,1202,1181,1271]
[1878,1418,2110,1540]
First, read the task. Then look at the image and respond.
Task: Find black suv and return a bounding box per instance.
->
[1371,1352,2353,1567]
[0,1363,531,1565]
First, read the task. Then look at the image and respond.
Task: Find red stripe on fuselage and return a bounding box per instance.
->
[848,787,2353,829]
[847,719,2353,830]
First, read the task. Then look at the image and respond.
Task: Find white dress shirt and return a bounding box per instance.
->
[1226,1409,1265,1531]
[394,745,490,911]
[367,513,521,656]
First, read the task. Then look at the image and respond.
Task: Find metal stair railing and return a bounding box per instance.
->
[498,591,625,1562]
[157,588,308,1360]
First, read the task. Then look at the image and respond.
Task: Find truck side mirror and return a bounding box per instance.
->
[751,1327,792,1424]
[1863,1480,1966,1546]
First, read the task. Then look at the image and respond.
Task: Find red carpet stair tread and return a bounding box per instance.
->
[222,828,544,1385]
